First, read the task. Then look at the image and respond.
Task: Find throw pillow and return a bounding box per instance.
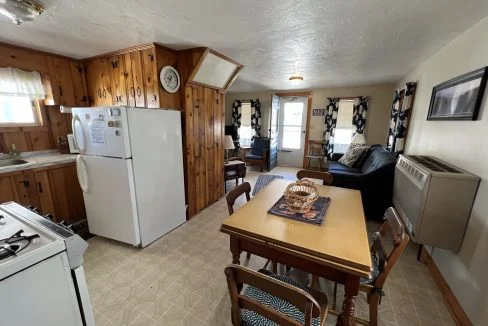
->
[338,144,370,167]
[353,146,372,168]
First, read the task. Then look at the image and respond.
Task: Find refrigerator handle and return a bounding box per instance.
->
[72,114,86,153]
[76,155,89,193]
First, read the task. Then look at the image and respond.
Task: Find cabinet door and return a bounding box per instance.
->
[141,48,160,108]
[49,57,77,107]
[109,55,128,106]
[34,171,55,217]
[98,58,113,106]
[70,62,89,106]
[123,53,136,107]
[130,51,146,107]
[85,59,101,106]
[13,171,40,208]
[48,165,86,223]
[0,175,19,204]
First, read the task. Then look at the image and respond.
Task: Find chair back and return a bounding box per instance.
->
[226,182,251,215]
[372,207,410,288]
[296,170,334,186]
[225,264,323,326]
[250,137,270,156]
[308,140,325,157]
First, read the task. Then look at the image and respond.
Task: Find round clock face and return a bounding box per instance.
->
[160,66,180,93]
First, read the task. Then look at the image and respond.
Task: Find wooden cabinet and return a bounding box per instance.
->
[70,62,89,106]
[0,164,86,223]
[109,55,128,106]
[48,57,77,107]
[141,48,160,108]
[85,58,113,106]
[123,52,146,107]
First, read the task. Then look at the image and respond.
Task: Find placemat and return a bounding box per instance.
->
[268,196,331,225]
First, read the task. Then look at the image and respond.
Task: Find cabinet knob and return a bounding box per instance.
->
[97,88,102,98]
[130,87,135,97]
[103,89,107,98]
[136,87,141,97]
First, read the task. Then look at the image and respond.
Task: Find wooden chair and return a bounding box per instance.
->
[305,140,325,170]
[332,207,410,326]
[226,182,252,260]
[297,170,334,186]
[225,264,328,326]
[242,137,270,172]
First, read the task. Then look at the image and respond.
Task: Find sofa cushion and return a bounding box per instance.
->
[245,153,264,160]
[361,145,397,174]
[329,161,362,174]
[338,145,370,167]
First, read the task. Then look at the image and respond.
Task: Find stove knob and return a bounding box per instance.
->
[0,215,5,226]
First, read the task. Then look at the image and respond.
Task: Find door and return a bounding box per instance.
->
[72,107,131,158]
[141,48,160,108]
[0,175,19,203]
[76,155,140,245]
[109,55,128,106]
[49,57,77,107]
[277,97,307,167]
[268,94,280,170]
[69,61,89,106]
[33,170,55,217]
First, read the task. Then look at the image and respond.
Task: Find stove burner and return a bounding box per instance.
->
[0,230,40,261]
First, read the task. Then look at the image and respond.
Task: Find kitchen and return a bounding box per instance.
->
[0,33,241,325]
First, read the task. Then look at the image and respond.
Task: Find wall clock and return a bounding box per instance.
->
[160,66,180,93]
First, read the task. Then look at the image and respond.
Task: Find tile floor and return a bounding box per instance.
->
[84,166,456,326]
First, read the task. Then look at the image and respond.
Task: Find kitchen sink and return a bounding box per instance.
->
[0,159,29,167]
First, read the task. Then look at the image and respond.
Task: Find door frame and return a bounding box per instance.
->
[275,91,313,168]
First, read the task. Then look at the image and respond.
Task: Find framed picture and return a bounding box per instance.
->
[427,67,488,120]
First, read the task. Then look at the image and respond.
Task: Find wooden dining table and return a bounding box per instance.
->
[220,179,372,326]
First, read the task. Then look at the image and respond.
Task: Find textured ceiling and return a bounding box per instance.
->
[1,0,488,92]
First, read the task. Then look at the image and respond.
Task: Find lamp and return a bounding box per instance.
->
[224,135,235,163]
[351,133,366,145]
[0,0,44,26]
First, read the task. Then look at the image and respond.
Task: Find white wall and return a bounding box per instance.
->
[226,83,394,145]
[398,16,488,324]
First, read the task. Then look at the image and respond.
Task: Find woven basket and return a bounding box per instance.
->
[284,179,319,213]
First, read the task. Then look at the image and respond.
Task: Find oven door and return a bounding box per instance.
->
[72,265,95,326]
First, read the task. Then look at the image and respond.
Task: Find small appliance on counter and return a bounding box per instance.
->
[0,202,94,326]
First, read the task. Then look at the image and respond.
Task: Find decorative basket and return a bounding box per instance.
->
[284,179,319,213]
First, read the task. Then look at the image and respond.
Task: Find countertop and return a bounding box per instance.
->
[0,150,78,174]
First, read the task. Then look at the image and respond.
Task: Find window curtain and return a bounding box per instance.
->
[323,97,340,158]
[0,68,45,99]
[250,99,261,139]
[232,100,242,141]
[386,82,417,155]
[352,96,369,135]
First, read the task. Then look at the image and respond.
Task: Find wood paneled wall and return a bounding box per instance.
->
[184,85,225,216]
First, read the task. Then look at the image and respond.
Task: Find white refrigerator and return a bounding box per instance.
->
[71,107,186,247]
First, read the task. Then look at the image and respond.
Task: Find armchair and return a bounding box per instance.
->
[242,137,270,172]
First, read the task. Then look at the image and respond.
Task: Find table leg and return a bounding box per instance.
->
[230,237,241,265]
[336,275,360,326]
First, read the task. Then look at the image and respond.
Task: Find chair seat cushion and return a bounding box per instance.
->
[245,154,264,160]
[360,254,380,285]
[241,270,320,326]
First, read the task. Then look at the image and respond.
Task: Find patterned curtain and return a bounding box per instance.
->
[232,100,242,141]
[386,82,417,155]
[323,98,340,158]
[352,96,369,135]
[250,99,262,139]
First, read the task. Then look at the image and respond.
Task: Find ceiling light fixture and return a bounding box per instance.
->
[289,72,304,86]
[0,0,43,26]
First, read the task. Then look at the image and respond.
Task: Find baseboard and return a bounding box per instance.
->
[420,246,472,325]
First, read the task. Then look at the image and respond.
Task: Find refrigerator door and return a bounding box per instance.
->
[76,155,140,245]
[72,107,131,158]
[128,109,186,247]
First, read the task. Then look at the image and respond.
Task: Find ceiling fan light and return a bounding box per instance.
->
[289,73,304,86]
[0,0,43,26]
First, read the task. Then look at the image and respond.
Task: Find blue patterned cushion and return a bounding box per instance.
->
[241,270,321,326]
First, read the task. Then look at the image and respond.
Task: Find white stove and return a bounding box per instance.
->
[0,202,94,326]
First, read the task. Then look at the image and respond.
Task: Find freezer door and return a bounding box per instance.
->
[72,107,131,158]
[76,155,140,246]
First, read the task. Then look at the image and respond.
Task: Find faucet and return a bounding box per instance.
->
[9,144,20,157]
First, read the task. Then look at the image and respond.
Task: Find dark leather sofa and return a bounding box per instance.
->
[329,145,397,220]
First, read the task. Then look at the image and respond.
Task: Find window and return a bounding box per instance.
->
[281,102,304,149]
[0,67,45,127]
[239,102,252,147]
[333,100,355,154]
[0,95,41,126]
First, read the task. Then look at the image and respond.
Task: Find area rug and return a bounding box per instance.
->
[252,174,284,196]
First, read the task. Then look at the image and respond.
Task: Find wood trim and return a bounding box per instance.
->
[302,94,313,168]
[420,246,472,326]
[187,80,226,92]
[224,65,243,90]
[187,48,210,85]
[276,91,312,97]
[0,41,79,62]
[208,49,243,68]
[82,43,157,61]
